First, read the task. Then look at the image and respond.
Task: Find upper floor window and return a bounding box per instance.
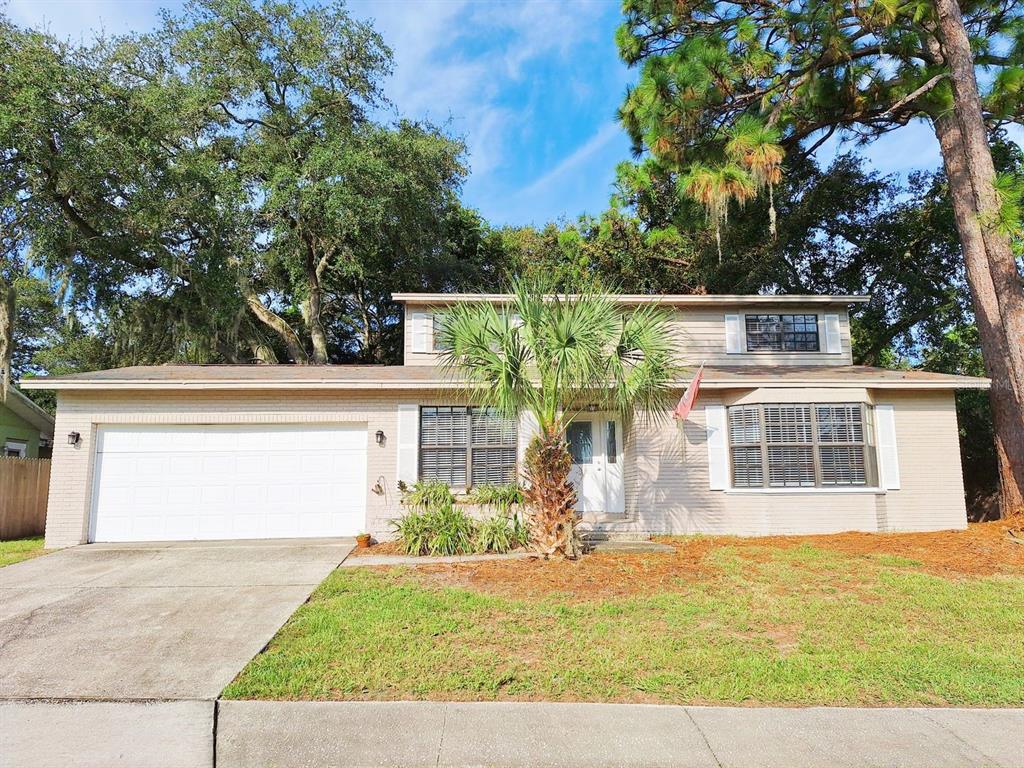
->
[432,313,450,352]
[728,403,876,488]
[419,406,517,487]
[745,314,819,352]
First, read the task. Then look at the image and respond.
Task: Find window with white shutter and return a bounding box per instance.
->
[728,407,763,488]
[727,403,877,489]
[824,314,843,354]
[419,406,517,487]
[745,314,820,352]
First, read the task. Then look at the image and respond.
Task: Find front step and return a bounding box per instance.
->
[580,531,651,543]
[580,531,675,553]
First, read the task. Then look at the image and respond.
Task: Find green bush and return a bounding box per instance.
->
[402,479,456,511]
[391,509,433,556]
[468,483,525,512]
[427,504,477,556]
[474,513,530,554]
[392,500,475,556]
[394,481,530,556]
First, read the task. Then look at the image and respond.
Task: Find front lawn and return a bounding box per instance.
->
[0,537,46,568]
[223,523,1024,706]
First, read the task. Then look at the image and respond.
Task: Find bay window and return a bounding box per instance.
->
[728,403,877,488]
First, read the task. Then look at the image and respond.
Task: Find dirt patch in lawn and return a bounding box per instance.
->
[389,522,1022,600]
[705,521,1024,578]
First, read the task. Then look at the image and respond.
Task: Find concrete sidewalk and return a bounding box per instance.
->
[216,701,1024,768]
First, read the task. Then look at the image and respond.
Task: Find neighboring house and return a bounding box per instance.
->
[0,387,55,459]
[22,293,988,549]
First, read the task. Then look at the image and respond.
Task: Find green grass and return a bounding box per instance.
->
[0,537,45,567]
[223,545,1024,706]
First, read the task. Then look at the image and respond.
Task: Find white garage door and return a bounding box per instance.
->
[90,424,367,542]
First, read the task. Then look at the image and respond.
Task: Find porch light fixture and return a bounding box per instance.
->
[375,430,386,446]
[67,431,81,447]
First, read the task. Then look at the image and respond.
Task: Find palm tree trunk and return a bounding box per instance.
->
[522,426,581,558]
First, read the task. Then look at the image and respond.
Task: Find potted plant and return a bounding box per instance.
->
[355,532,372,549]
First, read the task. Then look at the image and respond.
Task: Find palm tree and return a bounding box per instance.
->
[438,280,677,558]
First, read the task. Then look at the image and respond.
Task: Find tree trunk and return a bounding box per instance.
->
[307,284,330,364]
[935,0,1024,395]
[933,112,1024,516]
[239,279,310,364]
[301,230,330,365]
[522,426,581,558]
[0,279,15,401]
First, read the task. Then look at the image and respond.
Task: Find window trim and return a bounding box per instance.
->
[727,402,878,490]
[418,405,518,489]
[743,314,821,353]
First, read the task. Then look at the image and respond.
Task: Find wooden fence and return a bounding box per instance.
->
[0,457,50,540]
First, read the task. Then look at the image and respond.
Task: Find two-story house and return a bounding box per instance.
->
[22,293,989,548]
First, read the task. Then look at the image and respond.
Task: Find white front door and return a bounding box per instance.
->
[566,413,624,514]
[90,424,368,542]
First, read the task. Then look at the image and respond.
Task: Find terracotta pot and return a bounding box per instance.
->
[355,533,372,549]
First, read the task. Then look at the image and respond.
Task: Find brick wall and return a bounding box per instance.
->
[44,387,967,547]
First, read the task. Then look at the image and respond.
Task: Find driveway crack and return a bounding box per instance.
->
[684,708,722,768]
[435,702,448,767]
[916,710,1002,767]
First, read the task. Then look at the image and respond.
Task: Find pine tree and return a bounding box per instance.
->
[617,0,1024,516]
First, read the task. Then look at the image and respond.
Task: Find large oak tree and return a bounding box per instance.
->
[1,0,482,368]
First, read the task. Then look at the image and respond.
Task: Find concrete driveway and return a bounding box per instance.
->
[0,538,353,700]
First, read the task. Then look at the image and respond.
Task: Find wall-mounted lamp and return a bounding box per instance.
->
[67,431,81,447]
[375,430,386,446]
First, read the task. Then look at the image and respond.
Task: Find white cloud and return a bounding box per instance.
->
[5,0,166,40]
[350,0,612,179]
[517,121,622,198]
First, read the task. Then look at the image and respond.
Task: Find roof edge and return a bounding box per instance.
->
[20,376,989,392]
[391,293,871,305]
[2,386,56,435]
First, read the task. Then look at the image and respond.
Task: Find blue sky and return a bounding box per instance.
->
[6,0,1021,226]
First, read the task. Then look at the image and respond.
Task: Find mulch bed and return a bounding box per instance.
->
[362,522,1024,601]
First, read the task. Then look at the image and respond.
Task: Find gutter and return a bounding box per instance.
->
[391,293,872,306]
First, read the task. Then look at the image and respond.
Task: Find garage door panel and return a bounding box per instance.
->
[91,424,367,542]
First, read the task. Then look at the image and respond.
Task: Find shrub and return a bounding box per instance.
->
[392,500,476,556]
[474,513,530,554]
[402,479,456,511]
[426,504,476,556]
[475,514,514,554]
[470,483,529,552]
[391,509,433,556]
[468,482,525,513]
[393,481,529,556]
